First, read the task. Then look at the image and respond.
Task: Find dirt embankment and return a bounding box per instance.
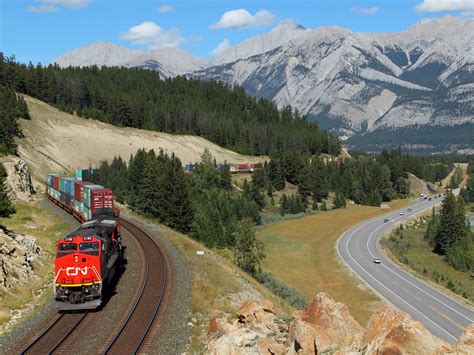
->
[18,95,266,181]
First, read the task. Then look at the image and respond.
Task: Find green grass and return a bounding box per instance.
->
[256,199,411,326]
[382,225,474,305]
[0,203,69,331]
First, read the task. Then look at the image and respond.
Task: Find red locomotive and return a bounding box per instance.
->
[54,218,123,310]
[47,172,124,310]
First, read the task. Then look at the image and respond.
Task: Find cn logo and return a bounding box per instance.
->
[66,267,88,276]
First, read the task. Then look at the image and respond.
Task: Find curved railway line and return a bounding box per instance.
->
[19,218,168,354]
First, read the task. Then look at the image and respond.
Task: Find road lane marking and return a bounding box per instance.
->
[343,230,458,342]
[365,210,474,324]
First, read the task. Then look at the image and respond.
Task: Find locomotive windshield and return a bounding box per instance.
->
[58,243,77,251]
[79,242,100,251]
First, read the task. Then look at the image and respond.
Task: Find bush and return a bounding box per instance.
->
[254,271,308,309]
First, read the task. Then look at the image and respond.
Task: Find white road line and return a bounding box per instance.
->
[343,228,459,342]
[365,207,474,323]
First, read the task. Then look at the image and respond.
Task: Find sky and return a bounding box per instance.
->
[1,0,473,64]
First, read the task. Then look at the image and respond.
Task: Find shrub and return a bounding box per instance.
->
[254,271,308,309]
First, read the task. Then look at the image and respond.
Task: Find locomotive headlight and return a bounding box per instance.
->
[74,255,79,263]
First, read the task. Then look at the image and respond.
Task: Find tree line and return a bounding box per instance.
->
[90,148,265,273]
[0,84,29,155]
[425,193,473,273]
[460,163,474,203]
[0,53,340,157]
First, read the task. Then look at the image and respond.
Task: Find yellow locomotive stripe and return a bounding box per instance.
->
[55,282,101,287]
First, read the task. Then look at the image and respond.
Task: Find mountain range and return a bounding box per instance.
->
[54,16,474,153]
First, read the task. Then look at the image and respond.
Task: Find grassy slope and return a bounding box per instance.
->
[256,199,410,326]
[0,203,70,330]
[18,95,265,181]
[122,210,293,352]
[382,225,474,306]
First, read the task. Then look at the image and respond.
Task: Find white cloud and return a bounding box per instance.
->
[415,0,474,12]
[158,4,173,14]
[28,0,90,12]
[120,21,185,49]
[210,39,231,58]
[351,6,380,15]
[210,8,276,30]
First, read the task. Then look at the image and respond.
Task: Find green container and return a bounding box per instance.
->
[59,177,76,194]
[83,184,103,207]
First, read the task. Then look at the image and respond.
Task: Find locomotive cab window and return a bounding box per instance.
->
[58,243,77,251]
[79,242,99,251]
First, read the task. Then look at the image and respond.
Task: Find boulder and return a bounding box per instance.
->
[288,293,364,354]
[364,304,447,354]
[1,157,36,203]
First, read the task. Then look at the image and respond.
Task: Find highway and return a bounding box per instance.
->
[338,196,474,343]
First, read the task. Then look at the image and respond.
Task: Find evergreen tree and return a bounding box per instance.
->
[0,164,14,217]
[333,191,347,209]
[233,218,265,275]
[280,194,289,216]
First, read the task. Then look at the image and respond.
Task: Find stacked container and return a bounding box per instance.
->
[75,168,95,182]
[83,185,114,220]
[47,174,62,204]
[59,177,77,207]
[73,181,92,214]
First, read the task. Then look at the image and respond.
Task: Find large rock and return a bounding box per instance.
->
[1,156,36,202]
[364,304,454,354]
[207,299,287,355]
[288,293,364,354]
[0,225,43,290]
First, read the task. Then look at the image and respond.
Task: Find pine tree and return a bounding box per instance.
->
[0,164,15,217]
[280,194,289,216]
[233,218,265,275]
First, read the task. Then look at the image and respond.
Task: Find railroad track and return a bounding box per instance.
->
[19,217,168,354]
[19,312,88,354]
[101,219,167,354]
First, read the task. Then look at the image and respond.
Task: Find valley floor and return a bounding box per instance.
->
[256,199,411,326]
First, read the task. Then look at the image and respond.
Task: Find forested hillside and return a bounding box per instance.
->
[0,85,29,154]
[0,54,339,156]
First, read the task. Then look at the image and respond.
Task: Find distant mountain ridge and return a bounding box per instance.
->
[53,16,474,153]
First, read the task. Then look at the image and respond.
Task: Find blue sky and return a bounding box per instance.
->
[1,0,473,64]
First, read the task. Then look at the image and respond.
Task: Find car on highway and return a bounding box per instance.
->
[383,218,389,223]
[373,258,381,264]
[407,208,412,212]
[399,212,404,215]
[428,197,432,201]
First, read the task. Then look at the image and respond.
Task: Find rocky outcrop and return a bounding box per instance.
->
[0,225,43,290]
[207,293,474,354]
[363,304,446,354]
[207,300,288,354]
[1,157,36,202]
[288,293,364,354]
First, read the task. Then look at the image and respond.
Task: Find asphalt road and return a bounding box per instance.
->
[338,196,474,343]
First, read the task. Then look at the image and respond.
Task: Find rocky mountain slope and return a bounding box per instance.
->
[54,16,474,152]
[54,42,208,78]
[194,16,473,143]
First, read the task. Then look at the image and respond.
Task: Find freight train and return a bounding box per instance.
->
[184,162,262,173]
[46,169,123,310]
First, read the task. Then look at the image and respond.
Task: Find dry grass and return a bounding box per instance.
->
[0,203,69,330]
[18,95,265,182]
[257,199,411,326]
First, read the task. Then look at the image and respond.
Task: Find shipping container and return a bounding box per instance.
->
[83,184,104,207]
[82,189,114,220]
[60,191,73,207]
[63,178,77,197]
[48,174,58,187]
[73,199,83,214]
[74,181,93,202]
[53,176,60,190]
[48,186,61,202]
[75,168,95,182]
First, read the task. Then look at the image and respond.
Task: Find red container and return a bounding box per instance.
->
[53,176,61,190]
[74,181,93,201]
[89,189,114,210]
[236,164,250,170]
